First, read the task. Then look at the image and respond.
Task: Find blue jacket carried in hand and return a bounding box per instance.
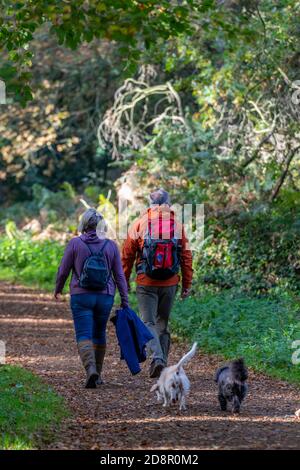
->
[111,307,153,375]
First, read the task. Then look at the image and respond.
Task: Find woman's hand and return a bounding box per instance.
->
[54,293,62,301]
[181,288,191,299]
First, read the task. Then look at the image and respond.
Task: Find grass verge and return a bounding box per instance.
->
[0,365,69,449]
[171,290,300,385]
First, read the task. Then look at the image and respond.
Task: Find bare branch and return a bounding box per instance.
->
[241,115,277,169]
[97,67,187,159]
[270,145,300,202]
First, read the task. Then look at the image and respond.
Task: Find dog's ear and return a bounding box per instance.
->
[215,366,228,383]
[150,383,158,392]
[214,368,221,383]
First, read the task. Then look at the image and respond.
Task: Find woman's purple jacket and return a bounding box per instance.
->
[55,230,129,307]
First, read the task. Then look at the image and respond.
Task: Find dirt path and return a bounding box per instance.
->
[1,281,300,450]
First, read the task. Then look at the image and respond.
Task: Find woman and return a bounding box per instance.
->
[54,208,128,388]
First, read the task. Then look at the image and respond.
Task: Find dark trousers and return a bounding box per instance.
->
[136,285,177,365]
[70,293,114,345]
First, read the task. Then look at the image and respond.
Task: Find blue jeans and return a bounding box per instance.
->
[70,293,114,345]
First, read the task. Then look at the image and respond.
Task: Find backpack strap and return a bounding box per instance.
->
[80,238,93,255]
[96,239,111,294]
[79,237,110,255]
[147,208,152,237]
[159,211,162,239]
[99,238,110,253]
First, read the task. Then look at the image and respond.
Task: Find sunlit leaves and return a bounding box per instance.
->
[0,1,210,103]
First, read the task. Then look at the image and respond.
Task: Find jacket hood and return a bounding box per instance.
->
[80,229,101,244]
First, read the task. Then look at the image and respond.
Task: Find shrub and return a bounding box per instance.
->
[0,237,65,291]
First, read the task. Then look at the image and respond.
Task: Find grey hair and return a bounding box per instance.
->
[78,208,104,233]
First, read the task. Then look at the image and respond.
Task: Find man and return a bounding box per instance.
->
[122,189,193,378]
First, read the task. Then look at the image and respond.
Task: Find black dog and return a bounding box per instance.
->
[215,358,248,413]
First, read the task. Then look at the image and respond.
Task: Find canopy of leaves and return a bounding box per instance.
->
[0,0,214,104]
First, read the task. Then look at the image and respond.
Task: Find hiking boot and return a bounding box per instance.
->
[149,359,165,379]
[77,340,99,389]
[94,344,106,385]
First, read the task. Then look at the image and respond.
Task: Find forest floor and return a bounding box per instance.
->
[1,281,300,450]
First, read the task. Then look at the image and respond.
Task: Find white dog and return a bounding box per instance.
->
[150,342,197,410]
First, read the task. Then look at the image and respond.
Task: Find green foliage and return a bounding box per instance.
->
[0,37,122,202]
[0,183,81,230]
[84,185,102,204]
[171,291,300,384]
[0,365,68,449]
[2,1,299,204]
[0,0,208,103]
[0,203,37,229]
[32,183,76,218]
[134,0,300,206]
[4,220,22,240]
[0,237,65,291]
[194,199,300,295]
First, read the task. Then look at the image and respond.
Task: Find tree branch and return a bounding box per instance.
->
[241,128,275,170]
[270,145,300,202]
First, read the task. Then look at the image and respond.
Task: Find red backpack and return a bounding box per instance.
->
[137,209,181,280]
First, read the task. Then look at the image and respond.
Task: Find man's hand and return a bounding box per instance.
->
[54,293,62,301]
[120,303,129,309]
[181,288,191,299]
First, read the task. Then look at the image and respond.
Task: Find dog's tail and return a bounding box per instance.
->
[150,383,159,392]
[231,358,248,382]
[176,342,197,370]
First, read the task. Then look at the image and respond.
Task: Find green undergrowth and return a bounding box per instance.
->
[0,236,65,291]
[171,290,300,385]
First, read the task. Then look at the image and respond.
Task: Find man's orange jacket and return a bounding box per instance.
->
[121,205,193,288]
